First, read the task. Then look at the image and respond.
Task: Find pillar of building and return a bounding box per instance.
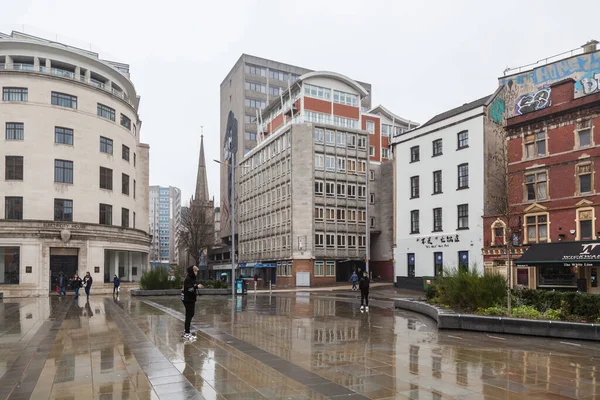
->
[45,58,51,71]
[85,69,91,83]
[74,66,81,80]
[33,57,40,71]
[5,55,13,69]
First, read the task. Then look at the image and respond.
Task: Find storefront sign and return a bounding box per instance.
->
[43,223,85,230]
[416,234,460,249]
[562,243,600,261]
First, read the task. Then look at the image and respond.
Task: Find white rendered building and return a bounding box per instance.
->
[392,95,496,288]
[0,31,150,297]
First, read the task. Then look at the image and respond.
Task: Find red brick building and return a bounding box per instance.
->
[483,79,600,293]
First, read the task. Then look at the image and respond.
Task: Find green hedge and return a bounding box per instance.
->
[198,280,228,289]
[513,289,600,322]
[139,267,183,290]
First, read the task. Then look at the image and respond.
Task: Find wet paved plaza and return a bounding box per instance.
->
[0,293,599,399]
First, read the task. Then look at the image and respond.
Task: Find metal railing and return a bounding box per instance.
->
[0,62,133,106]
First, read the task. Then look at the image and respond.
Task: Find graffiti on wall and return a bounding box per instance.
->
[581,71,600,95]
[489,97,505,124]
[514,87,551,115]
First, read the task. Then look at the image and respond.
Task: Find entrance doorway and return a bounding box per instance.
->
[49,248,78,293]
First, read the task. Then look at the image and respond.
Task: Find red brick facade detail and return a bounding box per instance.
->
[304,97,331,114]
[333,103,360,119]
[362,115,381,161]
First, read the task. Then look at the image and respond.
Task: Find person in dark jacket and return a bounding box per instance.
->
[182,266,203,340]
[359,271,370,312]
[83,272,93,299]
[350,271,358,291]
[113,274,120,295]
[72,274,83,299]
[58,272,66,296]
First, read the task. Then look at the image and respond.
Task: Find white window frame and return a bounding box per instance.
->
[315,154,324,169]
[366,121,375,134]
[325,155,335,171]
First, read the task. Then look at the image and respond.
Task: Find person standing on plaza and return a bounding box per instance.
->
[83,272,93,299]
[359,271,370,312]
[113,274,120,295]
[181,266,203,341]
[72,273,83,299]
[58,272,66,296]
[350,271,358,291]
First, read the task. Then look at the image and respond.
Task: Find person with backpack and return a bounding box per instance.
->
[72,273,83,299]
[350,271,359,291]
[113,274,120,295]
[181,266,204,341]
[83,272,93,299]
[359,271,370,312]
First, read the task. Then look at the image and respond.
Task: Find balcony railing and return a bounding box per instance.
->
[0,63,133,106]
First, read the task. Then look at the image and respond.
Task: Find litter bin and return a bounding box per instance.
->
[423,277,435,291]
[235,279,248,295]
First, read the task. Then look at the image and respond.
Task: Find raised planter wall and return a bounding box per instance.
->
[131,289,230,296]
[394,298,600,342]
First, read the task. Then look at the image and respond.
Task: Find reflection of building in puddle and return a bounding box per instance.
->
[313,299,336,317]
[409,345,419,375]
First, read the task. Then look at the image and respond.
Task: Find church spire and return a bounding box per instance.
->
[194,133,210,203]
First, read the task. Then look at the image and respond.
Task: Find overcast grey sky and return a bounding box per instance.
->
[3,0,598,205]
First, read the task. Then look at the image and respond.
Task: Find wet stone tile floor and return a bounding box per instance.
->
[0,293,599,399]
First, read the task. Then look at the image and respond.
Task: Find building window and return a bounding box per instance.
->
[457,204,469,229]
[577,164,593,194]
[576,120,593,149]
[54,199,73,222]
[99,203,112,225]
[381,124,391,137]
[347,134,356,148]
[410,210,420,234]
[410,176,420,199]
[410,146,420,162]
[314,207,324,220]
[100,136,113,154]
[314,128,324,143]
[314,261,325,276]
[51,92,77,108]
[433,208,442,232]
[366,120,375,134]
[122,174,130,195]
[245,98,266,109]
[458,251,469,272]
[369,146,375,156]
[326,208,335,221]
[5,197,23,220]
[358,235,367,248]
[358,185,366,198]
[122,145,130,162]
[333,90,359,107]
[97,103,115,121]
[122,208,129,228]
[336,209,346,222]
[525,214,548,243]
[326,182,335,196]
[269,69,288,82]
[457,163,469,189]
[269,86,282,96]
[457,130,468,149]
[407,253,415,277]
[6,122,24,140]
[315,233,324,248]
[578,209,594,240]
[432,139,443,156]
[336,132,346,147]
[370,217,375,228]
[382,148,390,159]
[315,154,324,169]
[337,157,346,171]
[525,171,547,201]
[434,252,443,276]
[524,132,546,159]
[120,114,131,130]
[325,155,335,171]
[55,127,73,145]
[54,159,73,184]
[245,81,266,93]
[358,137,367,149]
[0,247,20,284]
[3,87,28,101]
[347,235,356,248]
[325,130,335,145]
[337,183,346,197]
[433,170,442,194]
[358,161,366,174]
[133,180,136,199]
[326,234,335,248]
[315,181,324,195]
[5,156,23,180]
[245,64,266,76]
[369,170,375,181]
[100,167,113,190]
[358,210,366,223]
[348,184,356,197]
[326,261,335,277]
[491,219,506,246]
[245,132,257,142]
[369,193,375,204]
[134,153,136,167]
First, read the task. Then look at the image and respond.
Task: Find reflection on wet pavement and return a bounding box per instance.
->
[0,293,599,399]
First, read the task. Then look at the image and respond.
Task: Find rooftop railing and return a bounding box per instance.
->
[0,62,133,106]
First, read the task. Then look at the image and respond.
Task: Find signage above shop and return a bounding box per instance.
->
[517,241,600,265]
[416,234,460,249]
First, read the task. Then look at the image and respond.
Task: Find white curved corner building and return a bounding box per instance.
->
[0,31,150,297]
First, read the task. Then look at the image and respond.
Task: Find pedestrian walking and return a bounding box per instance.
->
[83,272,93,299]
[181,266,203,341]
[113,274,120,295]
[58,272,67,296]
[359,271,370,312]
[72,274,83,298]
[350,271,358,291]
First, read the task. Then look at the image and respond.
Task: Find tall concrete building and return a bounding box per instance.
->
[0,31,150,297]
[149,186,181,265]
[237,71,414,287]
[219,55,372,242]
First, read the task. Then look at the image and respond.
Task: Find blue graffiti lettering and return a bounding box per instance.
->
[515,88,551,115]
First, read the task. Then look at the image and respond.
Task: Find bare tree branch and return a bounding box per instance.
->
[178,202,214,268]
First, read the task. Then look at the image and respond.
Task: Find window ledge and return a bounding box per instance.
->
[456,227,470,231]
[432,153,443,157]
[457,146,469,151]
[410,160,420,163]
[432,192,443,195]
[410,231,420,235]
[410,196,420,199]
[457,187,469,191]
[432,229,443,233]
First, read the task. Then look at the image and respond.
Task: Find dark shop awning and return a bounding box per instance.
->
[516,241,600,265]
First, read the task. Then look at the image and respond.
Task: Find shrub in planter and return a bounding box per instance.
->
[139,267,183,290]
[476,306,508,316]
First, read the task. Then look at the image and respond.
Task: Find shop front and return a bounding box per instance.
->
[516,241,600,293]
[238,262,276,289]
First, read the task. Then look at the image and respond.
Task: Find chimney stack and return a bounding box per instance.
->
[582,40,599,54]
